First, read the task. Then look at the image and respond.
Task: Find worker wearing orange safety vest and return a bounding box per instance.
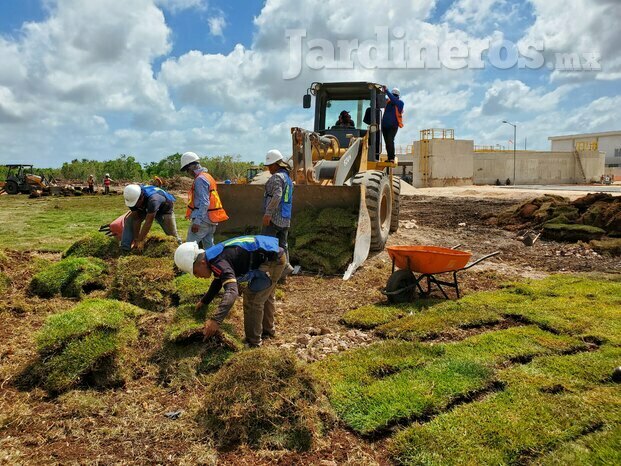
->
[381,86,404,162]
[180,151,228,249]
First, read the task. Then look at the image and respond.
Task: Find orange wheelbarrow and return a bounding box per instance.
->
[382,245,500,303]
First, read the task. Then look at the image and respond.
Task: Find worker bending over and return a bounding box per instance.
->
[122,184,182,252]
[180,151,228,249]
[174,236,286,347]
[262,149,294,277]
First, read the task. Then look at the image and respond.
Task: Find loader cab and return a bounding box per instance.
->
[3,164,35,194]
[303,82,386,161]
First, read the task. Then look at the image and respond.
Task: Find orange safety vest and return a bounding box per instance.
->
[186,172,229,223]
[395,104,403,128]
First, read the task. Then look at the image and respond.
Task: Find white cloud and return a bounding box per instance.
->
[520,0,621,81]
[208,15,226,37]
[155,0,207,13]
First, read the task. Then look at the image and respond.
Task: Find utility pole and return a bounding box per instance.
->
[502,120,517,185]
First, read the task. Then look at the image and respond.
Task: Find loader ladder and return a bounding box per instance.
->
[419,130,431,188]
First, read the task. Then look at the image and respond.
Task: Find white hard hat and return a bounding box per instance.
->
[105,173,110,177]
[180,151,200,170]
[123,184,142,208]
[265,149,284,166]
[174,242,204,275]
[392,88,400,96]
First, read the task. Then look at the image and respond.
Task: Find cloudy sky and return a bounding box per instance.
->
[0,0,619,167]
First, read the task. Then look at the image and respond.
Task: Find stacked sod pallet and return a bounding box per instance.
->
[289,208,357,275]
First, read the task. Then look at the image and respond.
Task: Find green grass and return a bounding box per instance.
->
[29,257,108,298]
[0,195,191,252]
[388,346,621,465]
[0,271,10,294]
[537,424,621,465]
[311,326,583,435]
[156,304,242,386]
[374,275,621,344]
[24,299,142,394]
[36,298,143,354]
[173,274,212,305]
[110,256,176,311]
[375,291,517,341]
[63,232,121,259]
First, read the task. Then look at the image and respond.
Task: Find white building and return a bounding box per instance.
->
[549,130,621,178]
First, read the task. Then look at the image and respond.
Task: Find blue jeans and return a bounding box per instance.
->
[121,211,181,251]
[186,223,217,249]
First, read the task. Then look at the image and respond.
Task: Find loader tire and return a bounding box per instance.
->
[5,181,19,195]
[390,177,401,233]
[353,170,392,251]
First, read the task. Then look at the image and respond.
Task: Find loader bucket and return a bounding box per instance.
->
[217,184,371,277]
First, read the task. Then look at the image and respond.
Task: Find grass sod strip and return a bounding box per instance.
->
[388,346,621,466]
[156,304,242,386]
[375,290,520,341]
[42,326,138,394]
[29,257,108,298]
[111,256,176,311]
[536,424,621,466]
[375,275,621,343]
[173,274,212,305]
[63,232,120,259]
[36,298,142,354]
[311,326,584,435]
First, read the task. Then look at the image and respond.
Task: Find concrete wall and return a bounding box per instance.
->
[473,150,605,185]
[551,134,621,167]
[411,139,474,187]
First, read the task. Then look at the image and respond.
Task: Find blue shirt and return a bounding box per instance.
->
[382,88,404,129]
[191,169,214,225]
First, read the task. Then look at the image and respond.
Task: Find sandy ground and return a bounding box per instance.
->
[399,182,621,200]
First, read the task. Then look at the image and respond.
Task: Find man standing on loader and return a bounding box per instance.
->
[381,86,404,162]
[180,151,228,249]
[262,150,294,277]
[174,236,286,347]
[121,184,182,252]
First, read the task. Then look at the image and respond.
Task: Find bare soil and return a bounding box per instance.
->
[1,192,619,464]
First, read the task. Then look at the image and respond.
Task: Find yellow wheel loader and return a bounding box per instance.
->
[217,82,401,278]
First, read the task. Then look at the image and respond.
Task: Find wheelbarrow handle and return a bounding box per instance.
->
[460,251,501,271]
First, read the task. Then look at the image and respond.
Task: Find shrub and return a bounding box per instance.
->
[198,347,332,451]
[19,299,142,394]
[29,257,108,298]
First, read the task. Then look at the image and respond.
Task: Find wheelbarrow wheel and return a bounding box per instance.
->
[386,269,416,303]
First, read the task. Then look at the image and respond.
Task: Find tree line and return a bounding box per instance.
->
[1,154,256,183]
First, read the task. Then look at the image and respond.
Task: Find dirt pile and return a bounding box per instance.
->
[16,299,142,394]
[29,257,108,298]
[198,347,332,451]
[290,208,357,275]
[63,232,120,259]
[111,256,176,311]
[156,304,242,386]
[494,193,621,247]
[162,175,193,192]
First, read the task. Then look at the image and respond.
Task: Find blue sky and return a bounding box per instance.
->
[0,0,619,167]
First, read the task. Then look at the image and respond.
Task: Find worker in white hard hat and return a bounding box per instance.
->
[121,184,182,252]
[87,174,95,194]
[180,151,228,249]
[174,236,286,347]
[381,86,404,162]
[262,149,294,279]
